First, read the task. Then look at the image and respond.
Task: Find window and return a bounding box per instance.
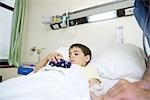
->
[0,0,15,65]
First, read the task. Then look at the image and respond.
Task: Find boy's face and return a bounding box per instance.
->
[69,47,90,67]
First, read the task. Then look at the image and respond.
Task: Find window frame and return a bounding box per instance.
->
[0,1,14,66]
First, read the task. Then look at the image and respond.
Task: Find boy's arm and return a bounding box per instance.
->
[90,91,103,100]
[33,56,49,73]
[89,78,102,100]
[33,52,63,73]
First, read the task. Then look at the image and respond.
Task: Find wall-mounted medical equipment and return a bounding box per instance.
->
[30,46,46,62]
[42,12,69,30]
[115,26,124,44]
[42,0,134,30]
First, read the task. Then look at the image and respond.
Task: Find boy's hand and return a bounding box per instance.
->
[47,52,63,63]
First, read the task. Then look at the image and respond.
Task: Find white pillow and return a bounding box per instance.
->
[55,44,146,81]
[96,44,146,81]
[54,44,146,93]
[93,44,147,93]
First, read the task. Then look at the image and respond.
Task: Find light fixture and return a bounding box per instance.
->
[88,11,117,22]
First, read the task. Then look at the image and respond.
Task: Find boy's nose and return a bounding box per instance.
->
[70,57,73,60]
[70,56,75,60]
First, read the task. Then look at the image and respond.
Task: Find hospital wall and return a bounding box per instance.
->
[0,0,144,81]
[21,0,143,63]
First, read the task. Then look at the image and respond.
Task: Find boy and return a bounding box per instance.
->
[34,43,102,100]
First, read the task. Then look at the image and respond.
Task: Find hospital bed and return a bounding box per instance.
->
[0,43,146,100]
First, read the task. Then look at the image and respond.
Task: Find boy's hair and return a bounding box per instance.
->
[69,43,92,65]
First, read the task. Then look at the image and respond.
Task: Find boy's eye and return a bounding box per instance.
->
[74,53,79,56]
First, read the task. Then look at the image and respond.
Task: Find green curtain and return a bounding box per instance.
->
[8,0,26,67]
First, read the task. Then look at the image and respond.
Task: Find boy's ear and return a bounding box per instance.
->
[85,55,90,62]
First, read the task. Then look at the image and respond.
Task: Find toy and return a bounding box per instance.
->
[49,59,71,68]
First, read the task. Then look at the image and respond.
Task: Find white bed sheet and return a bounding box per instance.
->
[0,44,146,100]
[0,64,91,100]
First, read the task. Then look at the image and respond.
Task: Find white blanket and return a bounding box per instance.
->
[0,64,91,100]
